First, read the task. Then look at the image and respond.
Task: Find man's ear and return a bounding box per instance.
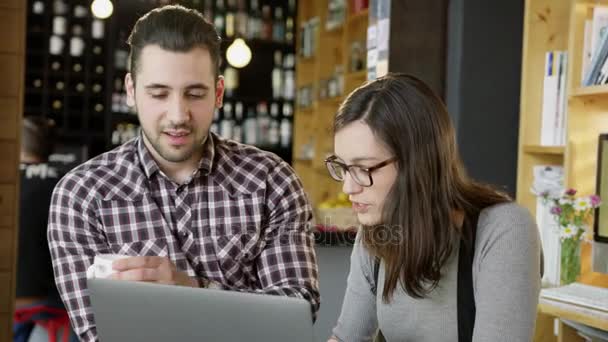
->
[125,73,136,107]
[215,75,225,108]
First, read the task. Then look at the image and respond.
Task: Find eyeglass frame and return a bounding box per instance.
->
[324,155,397,187]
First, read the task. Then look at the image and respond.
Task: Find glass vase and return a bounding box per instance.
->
[560,237,581,286]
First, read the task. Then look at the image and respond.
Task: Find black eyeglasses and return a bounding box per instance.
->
[324,156,397,187]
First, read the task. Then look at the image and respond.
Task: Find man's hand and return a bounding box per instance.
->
[110,256,198,287]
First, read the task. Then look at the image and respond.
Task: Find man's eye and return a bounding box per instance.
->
[187,92,205,99]
[150,92,168,99]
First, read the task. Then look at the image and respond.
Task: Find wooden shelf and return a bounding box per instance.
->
[325,24,344,34]
[570,85,608,97]
[346,70,367,80]
[348,9,369,24]
[538,300,608,331]
[294,0,368,206]
[317,97,344,107]
[297,56,317,64]
[297,107,314,114]
[523,145,565,155]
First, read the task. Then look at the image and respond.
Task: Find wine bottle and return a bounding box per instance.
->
[261,5,272,40]
[272,7,285,42]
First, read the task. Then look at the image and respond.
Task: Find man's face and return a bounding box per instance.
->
[125,45,224,164]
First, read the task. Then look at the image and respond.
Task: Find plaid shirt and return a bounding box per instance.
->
[48,133,320,341]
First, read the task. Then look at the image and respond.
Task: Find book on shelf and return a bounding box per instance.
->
[583,6,608,86]
[532,165,564,287]
[540,51,567,146]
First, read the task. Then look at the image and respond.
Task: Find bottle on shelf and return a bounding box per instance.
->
[73,5,87,18]
[272,7,285,42]
[214,0,226,37]
[269,120,280,147]
[53,0,68,15]
[286,17,294,44]
[49,35,64,55]
[247,0,262,40]
[92,20,105,39]
[283,53,296,100]
[280,117,292,149]
[272,51,283,99]
[256,102,270,146]
[53,16,67,36]
[92,83,103,94]
[32,1,45,15]
[225,0,236,38]
[244,106,258,145]
[224,66,239,98]
[233,101,244,142]
[261,5,273,40]
[235,0,248,38]
[220,102,234,139]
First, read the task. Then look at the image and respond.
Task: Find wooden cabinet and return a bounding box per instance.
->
[518,0,608,340]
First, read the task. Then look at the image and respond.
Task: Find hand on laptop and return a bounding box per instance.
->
[109,256,198,287]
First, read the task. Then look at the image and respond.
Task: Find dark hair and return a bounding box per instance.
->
[334,73,510,303]
[127,5,222,82]
[22,116,56,161]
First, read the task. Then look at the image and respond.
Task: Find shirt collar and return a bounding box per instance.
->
[137,132,216,180]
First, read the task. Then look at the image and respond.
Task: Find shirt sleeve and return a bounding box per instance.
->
[217,160,321,319]
[472,203,542,342]
[47,173,108,342]
[331,231,378,342]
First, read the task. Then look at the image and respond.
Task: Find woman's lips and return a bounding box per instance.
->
[352,202,371,213]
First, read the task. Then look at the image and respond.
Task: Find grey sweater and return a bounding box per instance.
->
[332,203,541,342]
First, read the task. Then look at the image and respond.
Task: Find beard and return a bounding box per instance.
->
[140,121,207,164]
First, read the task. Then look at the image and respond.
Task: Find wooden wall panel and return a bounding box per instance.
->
[0,185,15,228]
[0,4,24,341]
[0,54,22,97]
[0,229,13,271]
[0,272,10,314]
[0,98,18,140]
[0,315,8,342]
[0,0,20,9]
[0,9,22,53]
[0,142,17,183]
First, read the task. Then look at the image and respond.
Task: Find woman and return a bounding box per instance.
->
[326,73,541,341]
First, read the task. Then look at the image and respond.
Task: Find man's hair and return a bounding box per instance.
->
[127,5,222,82]
[22,116,56,161]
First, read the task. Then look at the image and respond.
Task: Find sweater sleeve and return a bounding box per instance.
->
[331,231,379,342]
[472,203,542,342]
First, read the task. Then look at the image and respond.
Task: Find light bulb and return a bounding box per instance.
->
[91,0,113,19]
[226,38,252,69]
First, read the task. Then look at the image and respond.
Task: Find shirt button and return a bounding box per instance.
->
[180,231,188,238]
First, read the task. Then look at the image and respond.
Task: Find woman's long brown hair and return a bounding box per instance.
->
[334,73,510,303]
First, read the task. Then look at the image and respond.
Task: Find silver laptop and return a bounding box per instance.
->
[88,278,314,342]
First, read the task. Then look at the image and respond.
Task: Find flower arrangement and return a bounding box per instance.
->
[537,188,601,285]
[538,189,601,242]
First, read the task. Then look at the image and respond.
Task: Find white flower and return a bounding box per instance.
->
[560,224,579,240]
[573,197,591,211]
[559,197,573,206]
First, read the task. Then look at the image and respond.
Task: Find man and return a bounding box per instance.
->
[48,5,319,341]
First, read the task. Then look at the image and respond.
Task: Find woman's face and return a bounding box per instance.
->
[334,121,398,226]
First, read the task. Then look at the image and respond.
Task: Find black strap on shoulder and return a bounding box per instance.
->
[372,257,380,296]
[457,211,479,342]
[372,211,479,342]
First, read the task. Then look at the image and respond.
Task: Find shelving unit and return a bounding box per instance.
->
[293,0,368,207]
[517,0,608,340]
